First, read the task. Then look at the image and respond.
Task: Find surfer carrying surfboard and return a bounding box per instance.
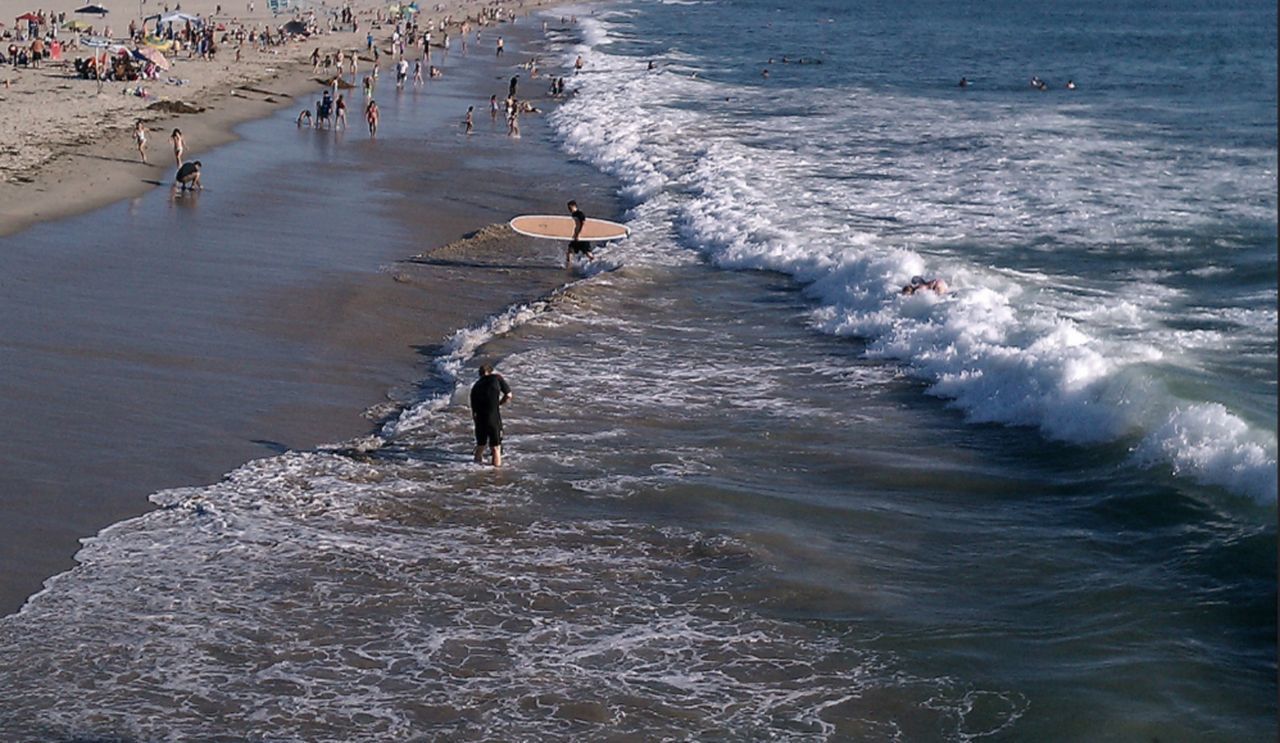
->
[566,200,595,268]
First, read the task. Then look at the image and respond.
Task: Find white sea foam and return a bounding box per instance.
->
[549,15,1278,503]
[0,448,1018,741]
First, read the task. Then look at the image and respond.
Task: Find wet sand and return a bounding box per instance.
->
[0,0,546,237]
[0,20,618,613]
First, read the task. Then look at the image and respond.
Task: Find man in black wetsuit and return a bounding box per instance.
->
[565,200,594,268]
[470,363,512,466]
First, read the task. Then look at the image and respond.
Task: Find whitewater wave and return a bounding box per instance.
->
[547,14,1277,503]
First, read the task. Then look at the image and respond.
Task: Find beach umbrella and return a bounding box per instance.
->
[134,46,169,69]
[62,19,91,30]
[74,4,110,16]
[81,35,111,47]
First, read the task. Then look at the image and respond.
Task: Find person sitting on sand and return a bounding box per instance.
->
[901,275,948,295]
[175,160,202,191]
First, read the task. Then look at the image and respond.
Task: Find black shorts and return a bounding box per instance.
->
[568,240,594,254]
[475,419,502,447]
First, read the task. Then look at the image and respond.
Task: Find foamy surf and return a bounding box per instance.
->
[549,13,1277,503]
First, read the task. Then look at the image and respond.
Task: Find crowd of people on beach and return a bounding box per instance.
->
[291,5,578,144]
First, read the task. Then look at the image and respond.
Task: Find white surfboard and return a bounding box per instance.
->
[509,214,630,241]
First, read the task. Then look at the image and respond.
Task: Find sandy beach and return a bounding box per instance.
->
[0,2,611,613]
[0,0,554,236]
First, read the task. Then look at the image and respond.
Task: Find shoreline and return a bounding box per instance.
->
[0,0,558,238]
[0,7,618,614]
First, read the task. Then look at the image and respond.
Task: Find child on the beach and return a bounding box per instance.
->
[133,120,148,164]
[170,129,184,167]
[464,105,473,134]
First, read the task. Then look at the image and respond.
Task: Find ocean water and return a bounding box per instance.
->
[0,1,1276,740]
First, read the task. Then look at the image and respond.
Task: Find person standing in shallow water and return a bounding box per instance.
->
[565,199,595,268]
[470,364,512,467]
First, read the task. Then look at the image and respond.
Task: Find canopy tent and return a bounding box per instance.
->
[281,19,308,35]
[159,11,201,24]
[15,12,41,22]
[74,4,110,15]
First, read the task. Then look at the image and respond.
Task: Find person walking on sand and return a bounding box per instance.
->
[365,99,379,136]
[170,129,185,168]
[470,363,512,467]
[464,105,474,134]
[133,120,149,164]
[565,200,595,267]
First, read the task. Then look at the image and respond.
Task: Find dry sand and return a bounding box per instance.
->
[0,0,544,235]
